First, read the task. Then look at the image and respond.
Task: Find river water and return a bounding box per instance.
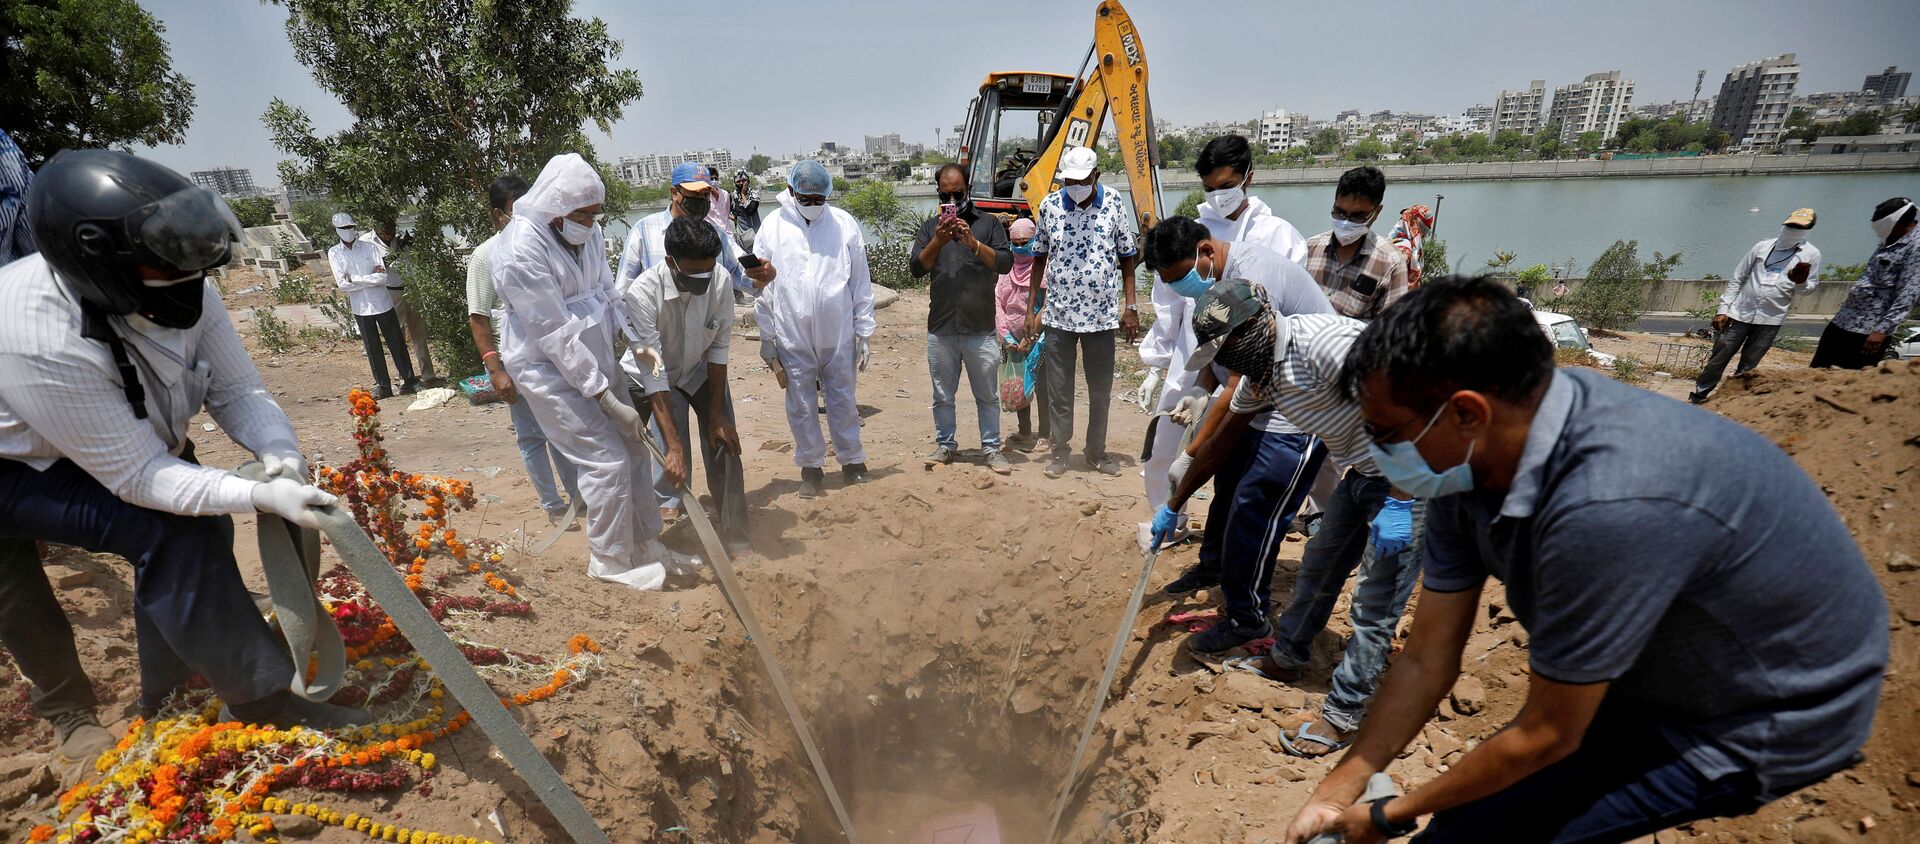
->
[871,172,1920,277]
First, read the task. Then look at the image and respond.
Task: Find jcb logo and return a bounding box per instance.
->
[1120,28,1141,67]
[1065,118,1091,148]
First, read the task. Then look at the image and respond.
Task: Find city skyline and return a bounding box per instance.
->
[131,0,1920,187]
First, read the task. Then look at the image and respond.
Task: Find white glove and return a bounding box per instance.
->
[856,336,871,372]
[1168,451,1193,497]
[261,452,309,482]
[629,346,665,379]
[251,478,336,530]
[1136,368,1163,411]
[1168,386,1210,427]
[596,389,646,440]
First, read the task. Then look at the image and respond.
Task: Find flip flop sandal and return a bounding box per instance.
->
[1163,607,1221,631]
[1221,655,1305,683]
[1278,721,1354,758]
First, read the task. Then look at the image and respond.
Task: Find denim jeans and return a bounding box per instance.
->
[634,378,751,548]
[928,332,1001,453]
[1413,708,1767,843]
[508,394,581,514]
[1196,431,1326,629]
[1692,320,1781,400]
[1269,471,1424,732]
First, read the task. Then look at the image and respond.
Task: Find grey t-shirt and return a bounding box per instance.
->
[1423,368,1887,797]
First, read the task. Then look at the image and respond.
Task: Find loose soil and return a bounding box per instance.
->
[3,287,1914,843]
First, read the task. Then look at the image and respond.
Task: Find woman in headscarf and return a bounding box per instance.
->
[995,217,1044,449]
[1388,204,1434,288]
[490,153,696,590]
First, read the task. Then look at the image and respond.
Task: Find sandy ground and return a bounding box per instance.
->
[2,276,1915,843]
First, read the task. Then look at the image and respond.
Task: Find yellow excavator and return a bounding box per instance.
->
[955,0,1165,231]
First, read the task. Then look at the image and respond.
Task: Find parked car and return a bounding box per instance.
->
[1534,310,1618,367]
[1887,325,1920,360]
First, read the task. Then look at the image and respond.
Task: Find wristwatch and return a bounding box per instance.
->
[1125,302,1140,312]
[1370,798,1416,839]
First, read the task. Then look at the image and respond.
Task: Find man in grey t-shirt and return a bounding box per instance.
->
[1282,276,1886,844]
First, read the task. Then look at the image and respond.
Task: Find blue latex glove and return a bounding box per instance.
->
[1369,497,1416,558]
[1150,505,1182,550]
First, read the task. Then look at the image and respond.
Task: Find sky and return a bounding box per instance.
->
[136,0,1920,184]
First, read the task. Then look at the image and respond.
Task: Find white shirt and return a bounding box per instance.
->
[1718,238,1822,326]
[752,190,876,353]
[615,210,748,293]
[1197,197,1309,266]
[621,261,732,395]
[465,235,501,316]
[328,238,393,316]
[1029,184,1139,334]
[0,255,300,514]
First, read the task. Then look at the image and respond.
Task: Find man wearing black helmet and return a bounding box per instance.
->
[0,150,372,780]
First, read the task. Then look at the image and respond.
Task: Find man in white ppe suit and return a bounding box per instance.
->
[751,159,875,497]
[489,153,695,590]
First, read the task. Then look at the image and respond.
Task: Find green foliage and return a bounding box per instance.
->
[1772,331,1814,353]
[264,0,645,379]
[747,153,772,174]
[841,181,916,243]
[1612,116,1730,153]
[599,165,638,219]
[1642,250,1683,283]
[1820,261,1866,281]
[1684,283,1720,322]
[227,196,278,229]
[275,230,305,270]
[271,272,313,304]
[916,150,953,166]
[1611,354,1644,383]
[1421,239,1450,278]
[289,199,337,247]
[1484,249,1519,278]
[1516,264,1553,289]
[0,0,195,165]
[1173,188,1203,219]
[251,307,295,355]
[1307,127,1341,156]
[1349,137,1387,161]
[865,239,918,290]
[1158,135,1192,167]
[1563,239,1647,331]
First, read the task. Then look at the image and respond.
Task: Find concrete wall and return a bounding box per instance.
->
[1535,277,1853,317]
[1156,151,1920,188]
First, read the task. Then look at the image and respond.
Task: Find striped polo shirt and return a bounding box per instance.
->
[1227,312,1379,476]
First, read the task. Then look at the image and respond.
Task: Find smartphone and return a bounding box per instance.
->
[738,254,763,269]
[939,203,958,223]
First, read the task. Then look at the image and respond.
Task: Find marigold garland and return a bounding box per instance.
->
[31,392,606,844]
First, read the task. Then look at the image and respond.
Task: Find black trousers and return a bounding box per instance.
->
[631,378,750,548]
[355,308,416,389]
[1809,322,1881,370]
[0,458,293,718]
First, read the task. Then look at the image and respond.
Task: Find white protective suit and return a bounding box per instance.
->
[489,154,677,590]
[751,190,874,468]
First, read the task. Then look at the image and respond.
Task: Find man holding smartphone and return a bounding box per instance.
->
[1691,208,1821,403]
[910,163,1013,474]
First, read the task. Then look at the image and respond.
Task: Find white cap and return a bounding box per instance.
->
[1058,146,1098,180]
[331,212,356,229]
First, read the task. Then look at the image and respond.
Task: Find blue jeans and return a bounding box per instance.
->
[1414,709,1767,843]
[928,332,1001,453]
[1196,431,1326,629]
[508,394,581,514]
[1269,471,1423,732]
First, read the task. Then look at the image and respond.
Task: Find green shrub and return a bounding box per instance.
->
[1611,353,1644,382]
[1563,240,1647,332]
[252,307,295,354]
[1173,188,1203,219]
[271,272,313,304]
[867,240,918,289]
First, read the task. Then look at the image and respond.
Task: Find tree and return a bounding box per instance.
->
[227,196,278,229]
[1,0,196,165]
[1421,239,1450,278]
[1173,188,1203,219]
[1483,249,1518,280]
[1563,239,1647,332]
[1158,135,1192,166]
[1350,137,1387,161]
[747,153,772,174]
[1307,127,1341,156]
[1832,111,1885,138]
[1575,131,1604,153]
[263,0,644,376]
[841,181,923,289]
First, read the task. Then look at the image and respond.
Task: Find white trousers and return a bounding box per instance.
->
[510,360,667,589]
[778,338,866,468]
[1140,365,1199,517]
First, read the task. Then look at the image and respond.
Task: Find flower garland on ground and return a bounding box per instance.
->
[32,392,603,844]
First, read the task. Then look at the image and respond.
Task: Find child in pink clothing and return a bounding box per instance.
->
[995,218,1045,449]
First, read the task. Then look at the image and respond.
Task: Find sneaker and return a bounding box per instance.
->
[799,467,826,497]
[985,451,1013,475]
[400,379,422,396]
[1005,432,1036,453]
[372,384,395,400]
[1089,454,1121,476]
[842,462,871,484]
[924,445,957,467]
[1687,390,1709,405]
[1044,455,1069,479]
[1188,617,1272,657]
[1162,564,1220,596]
[50,711,114,785]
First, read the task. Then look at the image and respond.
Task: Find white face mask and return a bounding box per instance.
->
[336,227,359,244]
[558,217,595,245]
[796,201,827,222]
[1774,226,1808,249]
[1872,202,1913,243]
[1204,180,1248,217]
[1065,184,1095,204]
[1331,218,1370,245]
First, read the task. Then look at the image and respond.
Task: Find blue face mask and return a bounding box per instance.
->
[1366,402,1476,499]
[1010,241,1035,257]
[1167,248,1215,299]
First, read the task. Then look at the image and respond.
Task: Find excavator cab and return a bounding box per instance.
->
[959,72,1077,218]
[952,1,1163,231]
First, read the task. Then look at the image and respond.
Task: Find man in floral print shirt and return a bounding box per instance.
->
[1024,147,1141,478]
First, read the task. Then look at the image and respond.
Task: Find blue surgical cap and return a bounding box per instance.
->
[788,160,833,199]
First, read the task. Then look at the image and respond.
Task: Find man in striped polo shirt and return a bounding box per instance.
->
[1160,279,1421,759]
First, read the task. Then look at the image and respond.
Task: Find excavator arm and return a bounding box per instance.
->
[1017,1,1165,230]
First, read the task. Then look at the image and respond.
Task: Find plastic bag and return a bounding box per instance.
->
[1000,344,1030,411]
[458,373,501,405]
